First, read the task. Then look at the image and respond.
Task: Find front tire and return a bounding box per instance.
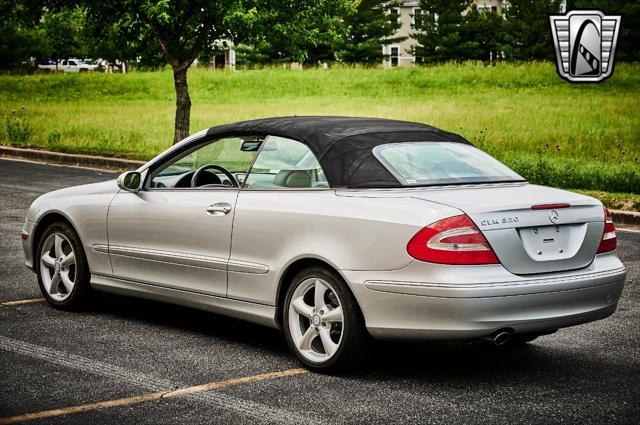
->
[35,222,93,310]
[283,266,367,372]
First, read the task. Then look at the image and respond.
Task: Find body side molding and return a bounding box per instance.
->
[92,244,109,254]
[227,259,269,274]
[90,274,278,328]
[108,245,228,270]
[103,245,269,274]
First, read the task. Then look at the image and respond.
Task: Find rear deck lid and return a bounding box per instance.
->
[410,183,605,275]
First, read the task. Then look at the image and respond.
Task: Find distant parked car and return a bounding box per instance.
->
[20,117,626,371]
[36,60,57,72]
[37,59,98,73]
[83,58,109,71]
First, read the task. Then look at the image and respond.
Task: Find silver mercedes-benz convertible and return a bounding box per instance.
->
[21,117,626,371]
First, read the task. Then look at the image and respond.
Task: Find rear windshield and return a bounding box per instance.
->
[373,142,524,186]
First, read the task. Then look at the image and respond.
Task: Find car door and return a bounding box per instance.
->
[229,135,331,304]
[107,135,260,296]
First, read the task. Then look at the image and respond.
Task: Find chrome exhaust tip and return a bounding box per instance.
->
[484,330,512,346]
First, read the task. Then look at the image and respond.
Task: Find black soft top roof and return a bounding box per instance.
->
[206,116,471,188]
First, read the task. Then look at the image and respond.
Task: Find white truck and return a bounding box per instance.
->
[37,59,99,73]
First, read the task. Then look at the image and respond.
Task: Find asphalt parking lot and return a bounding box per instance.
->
[1,157,638,424]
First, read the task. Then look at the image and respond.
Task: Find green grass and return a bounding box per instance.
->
[574,190,640,212]
[1,62,639,194]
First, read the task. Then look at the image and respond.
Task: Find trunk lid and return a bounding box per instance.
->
[410,183,605,275]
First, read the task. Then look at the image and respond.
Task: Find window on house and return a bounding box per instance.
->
[390,7,400,23]
[390,46,399,67]
[413,8,422,26]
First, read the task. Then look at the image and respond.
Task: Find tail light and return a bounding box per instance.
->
[597,207,617,253]
[407,215,499,265]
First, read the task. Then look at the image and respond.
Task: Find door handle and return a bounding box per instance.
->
[206,203,232,216]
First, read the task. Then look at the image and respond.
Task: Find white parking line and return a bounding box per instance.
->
[0,336,317,424]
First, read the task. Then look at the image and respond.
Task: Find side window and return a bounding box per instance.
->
[245,136,328,189]
[149,136,260,189]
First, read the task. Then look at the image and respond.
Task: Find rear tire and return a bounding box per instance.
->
[283,266,367,372]
[35,222,93,310]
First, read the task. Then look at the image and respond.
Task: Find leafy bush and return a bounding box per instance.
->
[46,130,61,149]
[3,107,31,145]
[505,154,640,194]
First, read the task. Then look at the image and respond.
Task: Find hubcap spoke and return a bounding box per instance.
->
[314,280,328,309]
[297,326,317,351]
[54,234,64,258]
[49,273,61,294]
[41,253,56,268]
[322,306,343,323]
[59,271,74,293]
[319,328,338,357]
[291,297,313,317]
[61,252,75,267]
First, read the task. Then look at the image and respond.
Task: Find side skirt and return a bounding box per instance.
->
[90,274,278,329]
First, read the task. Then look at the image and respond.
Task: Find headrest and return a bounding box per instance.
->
[274,169,312,188]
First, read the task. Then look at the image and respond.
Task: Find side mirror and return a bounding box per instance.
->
[117,171,142,192]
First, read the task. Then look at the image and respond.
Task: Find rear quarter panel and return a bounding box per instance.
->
[228,189,461,304]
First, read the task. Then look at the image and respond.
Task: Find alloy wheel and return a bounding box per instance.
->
[40,233,76,301]
[288,278,344,363]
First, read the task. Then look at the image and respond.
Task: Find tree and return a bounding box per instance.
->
[335,1,405,65]
[77,1,354,144]
[83,16,165,69]
[568,0,640,62]
[78,1,240,143]
[41,7,87,67]
[502,0,562,60]
[229,0,355,65]
[0,0,50,69]
[460,5,506,62]
[0,23,50,69]
[0,3,89,70]
[413,1,472,62]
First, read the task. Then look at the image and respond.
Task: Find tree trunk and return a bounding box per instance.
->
[172,65,191,144]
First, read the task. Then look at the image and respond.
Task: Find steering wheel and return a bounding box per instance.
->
[191,164,239,188]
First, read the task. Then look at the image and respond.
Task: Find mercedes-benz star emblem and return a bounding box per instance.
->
[549,209,560,224]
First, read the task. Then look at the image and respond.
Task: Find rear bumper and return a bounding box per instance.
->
[345,254,626,340]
